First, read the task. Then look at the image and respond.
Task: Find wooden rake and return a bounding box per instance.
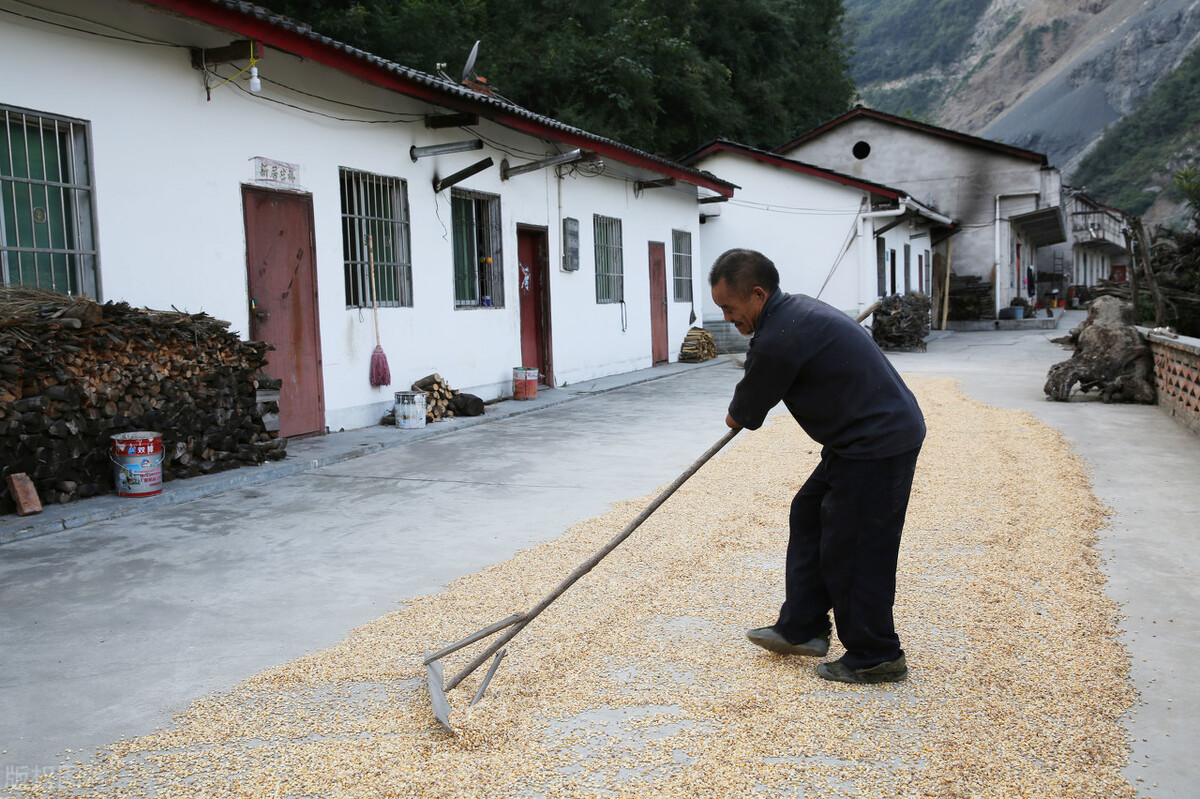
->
[423,427,741,733]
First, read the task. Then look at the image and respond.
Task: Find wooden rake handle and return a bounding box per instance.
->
[440,426,741,693]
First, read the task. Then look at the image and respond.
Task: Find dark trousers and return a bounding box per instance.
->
[775,446,921,669]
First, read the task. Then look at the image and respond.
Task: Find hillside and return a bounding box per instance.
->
[1070,43,1200,220]
[848,0,1200,222]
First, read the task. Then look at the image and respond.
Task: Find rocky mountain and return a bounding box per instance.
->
[849,0,1200,224]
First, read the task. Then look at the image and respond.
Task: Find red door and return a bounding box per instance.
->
[648,241,669,364]
[517,226,552,385]
[242,186,325,438]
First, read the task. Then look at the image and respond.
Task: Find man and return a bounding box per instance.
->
[710,248,925,684]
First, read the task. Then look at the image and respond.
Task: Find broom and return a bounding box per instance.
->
[367,234,391,387]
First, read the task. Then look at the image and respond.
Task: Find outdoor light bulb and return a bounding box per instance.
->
[249,66,261,92]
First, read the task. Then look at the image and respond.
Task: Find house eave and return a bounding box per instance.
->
[135,0,736,197]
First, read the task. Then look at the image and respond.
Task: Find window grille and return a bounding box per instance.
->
[671,229,693,302]
[451,189,503,308]
[593,214,623,304]
[1,106,98,296]
[340,168,412,308]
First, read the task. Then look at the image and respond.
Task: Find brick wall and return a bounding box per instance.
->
[1145,331,1200,438]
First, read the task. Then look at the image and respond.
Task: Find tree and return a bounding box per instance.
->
[256,0,855,155]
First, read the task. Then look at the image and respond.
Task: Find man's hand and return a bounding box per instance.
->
[725,413,742,430]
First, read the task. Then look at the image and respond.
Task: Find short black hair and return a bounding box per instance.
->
[708,248,780,297]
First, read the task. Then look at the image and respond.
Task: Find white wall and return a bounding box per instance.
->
[781,117,1061,307]
[1,1,707,432]
[689,152,870,322]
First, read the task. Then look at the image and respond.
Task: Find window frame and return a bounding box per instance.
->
[593,214,624,304]
[339,167,412,309]
[1,105,99,297]
[451,188,504,309]
[671,229,693,302]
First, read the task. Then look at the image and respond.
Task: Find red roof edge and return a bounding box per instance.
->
[137,0,735,196]
[681,139,903,200]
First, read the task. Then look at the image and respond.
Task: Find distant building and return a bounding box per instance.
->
[775,107,1067,320]
[680,139,954,348]
[1036,189,1130,307]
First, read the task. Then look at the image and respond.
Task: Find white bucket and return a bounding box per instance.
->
[394,390,426,429]
[110,431,164,497]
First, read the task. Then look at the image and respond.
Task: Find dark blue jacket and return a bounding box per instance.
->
[728,290,926,459]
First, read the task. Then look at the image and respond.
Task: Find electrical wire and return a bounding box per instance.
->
[726,198,864,216]
[1,0,186,48]
[7,0,733,203]
[815,200,867,300]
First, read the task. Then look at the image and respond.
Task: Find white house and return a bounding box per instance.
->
[681,139,954,343]
[775,107,1066,320]
[1036,188,1130,306]
[0,0,734,437]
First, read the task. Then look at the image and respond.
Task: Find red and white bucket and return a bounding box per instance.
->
[513,367,538,400]
[110,431,163,497]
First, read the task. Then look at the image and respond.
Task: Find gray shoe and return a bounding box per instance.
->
[746,626,830,657]
[817,655,908,684]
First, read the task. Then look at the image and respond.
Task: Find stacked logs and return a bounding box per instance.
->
[679,327,718,362]
[0,287,286,513]
[872,292,932,351]
[947,274,994,320]
[412,373,458,423]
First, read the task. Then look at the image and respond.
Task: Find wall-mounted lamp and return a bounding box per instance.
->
[191,40,263,100]
[433,157,494,193]
[410,139,484,162]
[500,149,596,180]
[633,177,676,196]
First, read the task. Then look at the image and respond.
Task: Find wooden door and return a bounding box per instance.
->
[242,186,325,438]
[648,241,668,364]
[517,226,552,384]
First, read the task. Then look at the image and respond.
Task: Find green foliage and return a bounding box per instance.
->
[256,0,855,155]
[860,78,947,121]
[1174,166,1200,218]
[844,0,991,85]
[993,12,1022,45]
[1071,45,1200,215]
[1020,19,1069,70]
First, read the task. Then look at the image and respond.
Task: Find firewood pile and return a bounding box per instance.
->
[413,373,458,423]
[872,292,931,351]
[679,327,718,362]
[383,373,484,425]
[0,286,285,513]
[947,274,994,320]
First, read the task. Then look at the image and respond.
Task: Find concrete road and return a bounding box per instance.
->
[2,314,1197,796]
[892,313,1199,798]
[0,361,743,783]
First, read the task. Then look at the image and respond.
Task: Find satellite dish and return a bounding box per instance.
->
[462,40,480,83]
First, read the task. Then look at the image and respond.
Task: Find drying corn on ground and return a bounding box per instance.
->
[8,376,1135,798]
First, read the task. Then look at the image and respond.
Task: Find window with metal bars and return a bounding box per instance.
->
[671,229,693,302]
[1,106,99,297]
[451,188,503,308]
[593,214,623,304]
[340,168,412,308]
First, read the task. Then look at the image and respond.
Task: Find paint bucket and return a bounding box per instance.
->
[110,431,163,497]
[513,367,538,400]
[394,390,426,429]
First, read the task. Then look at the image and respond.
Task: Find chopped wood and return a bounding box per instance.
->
[678,327,717,362]
[409,373,462,424]
[872,292,931,351]
[0,288,286,513]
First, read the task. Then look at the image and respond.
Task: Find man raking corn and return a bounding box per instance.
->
[710,249,925,684]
